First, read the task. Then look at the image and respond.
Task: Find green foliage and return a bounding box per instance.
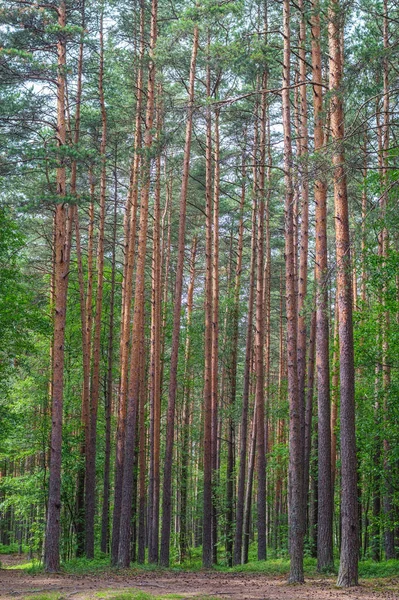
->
[23,595,63,600]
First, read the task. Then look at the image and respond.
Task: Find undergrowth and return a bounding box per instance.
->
[3,544,399,580]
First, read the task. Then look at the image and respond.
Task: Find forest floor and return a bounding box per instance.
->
[1,555,399,600]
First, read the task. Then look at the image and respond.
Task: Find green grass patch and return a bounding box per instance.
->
[6,558,43,573]
[0,542,28,554]
[23,594,63,600]
[359,559,399,578]
[5,547,399,581]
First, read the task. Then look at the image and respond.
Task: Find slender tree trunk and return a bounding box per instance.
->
[202,45,213,569]
[180,237,197,562]
[331,298,339,492]
[148,94,162,564]
[85,7,107,557]
[117,0,157,567]
[111,1,144,565]
[137,350,147,565]
[226,141,246,567]
[255,75,267,562]
[100,158,118,554]
[243,395,256,564]
[296,4,309,518]
[283,0,304,583]
[311,0,334,571]
[329,0,359,586]
[74,208,90,557]
[70,3,87,555]
[159,25,198,567]
[211,106,221,565]
[381,0,394,560]
[234,184,257,565]
[44,0,70,572]
[303,310,316,524]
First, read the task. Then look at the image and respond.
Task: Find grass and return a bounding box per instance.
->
[4,545,399,580]
[0,542,28,554]
[359,559,399,578]
[23,595,63,600]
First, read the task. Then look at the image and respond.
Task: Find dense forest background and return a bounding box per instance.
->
[0,0,398,588]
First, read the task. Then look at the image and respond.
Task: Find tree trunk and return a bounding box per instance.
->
[159,24,198,567]
[111,0,144,565]
[100,157,118,554]
[117,0,157,567]
[233,181,257,565]
[137,350,147,565]
[211,106,220,566]
[202,45,213,570]
[329,0,359,586]
[226,140,246,567]
[44,0,70,573]
[380,0,394,561]
[148,92,163,564]
[311,0,334,571]
[303,310,316,527]
[180,237,197,562]
[85,6,107,558]
[255,74,267,562]
[296,0,309,417]
[283,0,304,583]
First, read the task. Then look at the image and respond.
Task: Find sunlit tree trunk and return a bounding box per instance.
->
[148,93,162,564]
[111,0,144,566]
[117,0,157,567]
[381,0,394,560]
[243,397,257,564]
[160,24,198,567]
[255,73,267,562]
[283,0,304,583]
[180,237,197,562]
[226,139,246,566]
[211,106,220,565]
[85,5,107,558]
[311,0,333,571]
[100,157,118,554]
[329,0,359,586]
[71,13,87,545]
[137,349,147,564]
[202,43,213,569]
[44,1,70,571]
[297,0,309,471]
[234,176,257,565]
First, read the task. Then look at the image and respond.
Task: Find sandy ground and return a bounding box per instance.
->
[1,557,399,600]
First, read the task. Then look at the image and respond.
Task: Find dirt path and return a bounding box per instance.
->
[1,567,399,600]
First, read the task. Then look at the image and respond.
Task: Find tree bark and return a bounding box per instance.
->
[283,0,304,583]
[202,42,213,569]
[311,0,334,571]
[148,92,162,564]
[117,0,157,567]
[100,156,118,554]
[180,237,197,562]
[233,180,257,565]
[255,74,267,562]
[159,24,198,567]
[85,5,107,558]
[329,0,359,586]
[111,1,144,565]
[44,0,70,572]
